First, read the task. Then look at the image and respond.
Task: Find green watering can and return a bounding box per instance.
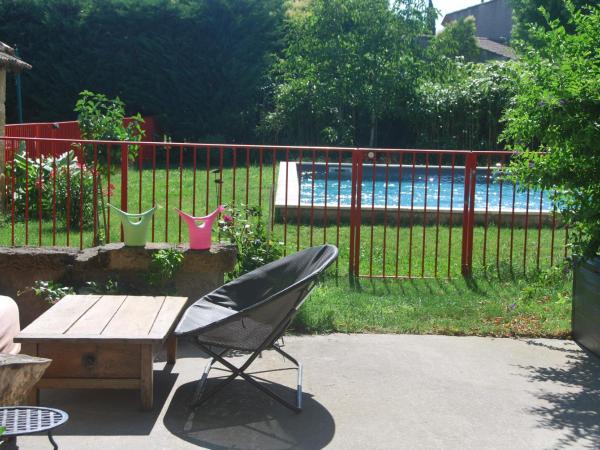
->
[107,204,157,246]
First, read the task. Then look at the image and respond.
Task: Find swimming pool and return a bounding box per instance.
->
[297,163,552,212]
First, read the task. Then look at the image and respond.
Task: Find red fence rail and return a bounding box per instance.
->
[1,136,567,278]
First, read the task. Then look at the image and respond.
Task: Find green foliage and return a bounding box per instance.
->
[76,90,144,141]
[83,279,120,294]
[23,280,75,305]
[5,148,95,227]
[410,61,518,149]
[261,0,432,146]
[517,264,571,306]
[502,2,600,257]
[218,205,282,278]
[428,16,479,63]
[1,0,285,143]
[511,0,597,45]
[148,247,184,288]
[75,90,144,168]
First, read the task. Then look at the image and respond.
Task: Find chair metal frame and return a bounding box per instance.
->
[190,285,312,413]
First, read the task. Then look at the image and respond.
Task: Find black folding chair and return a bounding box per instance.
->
[174,244,338,413]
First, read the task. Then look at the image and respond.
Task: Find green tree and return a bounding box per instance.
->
[0,0,285,142]
[262,0,432,147]
[410,61,518,150]
[429,16,479,62]
[502,2,600,256]
[511,0,597,44]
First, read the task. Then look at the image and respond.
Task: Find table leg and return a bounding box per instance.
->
[21,343,40,406]
[140,344,154,410]
[48,431,58,450]
[166,334,177,364]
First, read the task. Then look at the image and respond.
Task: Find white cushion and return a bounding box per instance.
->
[0,296,21,354]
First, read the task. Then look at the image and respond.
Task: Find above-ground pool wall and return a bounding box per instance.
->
[274,161,560,227]
[274,205,559,227]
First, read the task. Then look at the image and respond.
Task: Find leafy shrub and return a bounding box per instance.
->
[410,61,519,150]
[75,90,144,171]
[502,2,600,257]
[19,280,75,305]
[83,279,120,294]
[5,149,95,227]
[148,248,185,288]
[218,205,282,278]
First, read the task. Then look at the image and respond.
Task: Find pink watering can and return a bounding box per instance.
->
[175,205,225,250]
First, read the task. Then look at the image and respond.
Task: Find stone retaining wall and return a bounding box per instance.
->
[0,243,237,327]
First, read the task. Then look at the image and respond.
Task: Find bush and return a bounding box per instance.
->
[410,61,519,150]
[218,205,282,278]
[5,148,95,228]
[502,2,600,257]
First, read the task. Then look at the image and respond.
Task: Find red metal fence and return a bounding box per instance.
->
[0,136,567,278]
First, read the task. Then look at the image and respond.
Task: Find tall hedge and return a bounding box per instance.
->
[0,0,284,142]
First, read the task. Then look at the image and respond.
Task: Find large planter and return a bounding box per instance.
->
[572,258,600,356]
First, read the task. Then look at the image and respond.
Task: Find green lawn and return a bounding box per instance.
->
[1,165,572,337]
[294,268,571,338]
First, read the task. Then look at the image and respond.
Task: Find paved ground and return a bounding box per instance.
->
[13,334,600,450]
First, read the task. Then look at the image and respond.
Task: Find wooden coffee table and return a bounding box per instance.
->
[14,294,188,410]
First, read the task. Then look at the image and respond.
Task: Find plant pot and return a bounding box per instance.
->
[572,257,600,356]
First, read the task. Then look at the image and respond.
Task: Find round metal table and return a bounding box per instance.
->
[0,406,69,449]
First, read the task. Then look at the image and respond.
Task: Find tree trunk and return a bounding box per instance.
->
[369,110,376,148]
[0,353,52,405]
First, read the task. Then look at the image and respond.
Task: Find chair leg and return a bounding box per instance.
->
[189,357,215,406]
[190,372,238,409]
[191,344,303,413]
[271,345,303,410]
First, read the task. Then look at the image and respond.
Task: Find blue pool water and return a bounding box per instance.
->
[299,164,553,212]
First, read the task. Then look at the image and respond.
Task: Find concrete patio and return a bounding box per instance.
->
[14,334,600,449]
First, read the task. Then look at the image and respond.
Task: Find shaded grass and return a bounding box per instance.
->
[0,165,572,337]
[294,268,572,338]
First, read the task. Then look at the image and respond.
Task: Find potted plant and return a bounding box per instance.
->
[501,3,600,353]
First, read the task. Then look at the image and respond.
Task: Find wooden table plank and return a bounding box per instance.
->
[149,296,189,338]
[15,334,166,344]
[66,295,128,336]
[102,296,166,338]
[18,295,101,337]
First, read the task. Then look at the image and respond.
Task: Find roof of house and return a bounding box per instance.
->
[476,37,516,60]
[0,41,31,72]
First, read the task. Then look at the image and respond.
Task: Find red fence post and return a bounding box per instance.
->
[120,143,128,241]
[461,153,477,276]
[349,149,364,278]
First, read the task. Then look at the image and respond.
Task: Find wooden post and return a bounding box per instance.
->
[0,68,6,211]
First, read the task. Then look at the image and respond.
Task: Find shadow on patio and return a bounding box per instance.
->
[522,340,600,449]
[163,377,335,449]
[34,367,178,437]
